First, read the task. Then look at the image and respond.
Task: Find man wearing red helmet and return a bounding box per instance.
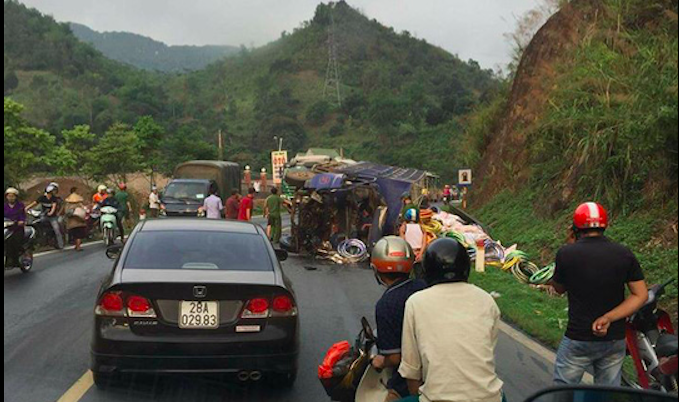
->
[371,236,427,401]
[551,202,648,386]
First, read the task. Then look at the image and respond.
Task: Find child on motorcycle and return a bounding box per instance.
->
[371,236,427,402]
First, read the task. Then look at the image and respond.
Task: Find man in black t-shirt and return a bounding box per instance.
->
[551,202,648,386]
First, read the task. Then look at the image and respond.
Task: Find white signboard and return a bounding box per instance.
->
[458,169,473,186]
[271,151,288,185]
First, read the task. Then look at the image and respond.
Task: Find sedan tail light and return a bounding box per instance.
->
[127,295,157,318]
[95,291,124,316]
[241,298,270,319]
[272,295,297,317]
[95,292,156,318]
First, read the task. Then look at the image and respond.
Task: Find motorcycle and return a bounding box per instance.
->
[26,208,61,249]
[99,206,118,246]
[4,218,36,273]
[624,278,678,393]
[319,317,392,402]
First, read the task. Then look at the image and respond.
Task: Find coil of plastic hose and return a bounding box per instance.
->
[511,261,540,284]
[484,240,505,262]
[421,220,443,235]
[444,231,468,247]
[424,231,438,245]
[337,239,369,263]
[530,263,556,285]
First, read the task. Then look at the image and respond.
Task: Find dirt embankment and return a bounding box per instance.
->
[21,173,170,211]
[472,0,604,207]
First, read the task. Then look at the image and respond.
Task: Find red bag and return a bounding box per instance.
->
[318,341,351,379]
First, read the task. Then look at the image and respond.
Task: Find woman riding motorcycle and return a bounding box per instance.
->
[4,188,27,267]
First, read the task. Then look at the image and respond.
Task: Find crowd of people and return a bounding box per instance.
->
[195,185,291,244]
[4,181,655,401]
[367,201,649,402]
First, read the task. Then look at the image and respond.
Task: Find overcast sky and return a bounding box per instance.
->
[18,0,542,70]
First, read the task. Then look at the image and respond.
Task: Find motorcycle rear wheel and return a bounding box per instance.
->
[20,253,33,273]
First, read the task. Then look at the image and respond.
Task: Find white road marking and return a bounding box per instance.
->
[34,241,104,258]
[55,370,93,402]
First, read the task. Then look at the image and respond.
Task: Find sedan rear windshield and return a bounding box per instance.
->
[124,231,273,271]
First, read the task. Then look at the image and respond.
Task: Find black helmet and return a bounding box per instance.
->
[422,238,471,285]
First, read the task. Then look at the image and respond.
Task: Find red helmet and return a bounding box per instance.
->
[573,202,609,230]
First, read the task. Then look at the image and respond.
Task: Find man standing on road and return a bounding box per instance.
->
[202,187,224,220]
[264,187,288,244]
[370,236,426,402]
[148,186,161,218]
[115,183,133,228]
[225,189,241,220]
[398,238,505,402]
[550,202,648,386]
[238,187,255,222]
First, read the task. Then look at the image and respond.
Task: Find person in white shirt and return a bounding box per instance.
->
[148,186,161,218]
[398,238,506,402]
[202,187,224,220]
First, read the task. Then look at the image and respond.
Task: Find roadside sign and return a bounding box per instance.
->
[271,151,288,185]
[458,169,473,186]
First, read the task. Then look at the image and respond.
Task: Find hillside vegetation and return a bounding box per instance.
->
[463,0,678,338]
[4,0,499,183]
[70,23,239,73]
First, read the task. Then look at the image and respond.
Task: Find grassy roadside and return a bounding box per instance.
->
[467,190,678,350]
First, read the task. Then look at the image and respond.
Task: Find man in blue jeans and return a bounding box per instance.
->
[550,202,648,386]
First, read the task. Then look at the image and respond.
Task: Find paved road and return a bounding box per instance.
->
[4,218,554,402]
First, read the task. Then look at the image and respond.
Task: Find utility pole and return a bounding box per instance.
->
[218,129,224,161]
[323,3,342,107]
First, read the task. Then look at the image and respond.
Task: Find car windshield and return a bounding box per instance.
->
[163,183,207,201]
[124,231,273,271]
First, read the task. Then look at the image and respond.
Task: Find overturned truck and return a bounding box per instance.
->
[283,162,430,258]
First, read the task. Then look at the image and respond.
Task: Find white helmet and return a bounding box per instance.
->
[5,187,19,196]
[46,185,57,194]
[97,185,107,192]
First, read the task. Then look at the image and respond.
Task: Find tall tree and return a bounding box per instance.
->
[4,98,57,187]
[86,123,142,183]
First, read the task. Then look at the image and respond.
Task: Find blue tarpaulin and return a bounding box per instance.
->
[337,162,427,234]
[306,173,346,190]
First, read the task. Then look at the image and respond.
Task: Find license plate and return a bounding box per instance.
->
[179,301,219,329]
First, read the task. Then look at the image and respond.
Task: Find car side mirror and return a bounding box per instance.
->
[105,244,124,260]
[525,385,676,402]
[275,249,288,262]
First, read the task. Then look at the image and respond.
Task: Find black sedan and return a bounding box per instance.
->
[91,218,299,389]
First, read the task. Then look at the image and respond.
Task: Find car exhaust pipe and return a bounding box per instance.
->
[237,371,251,382]
[249,371,263,382]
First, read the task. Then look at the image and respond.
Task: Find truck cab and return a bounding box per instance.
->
[161,161,241,218]
[160,179,215,217]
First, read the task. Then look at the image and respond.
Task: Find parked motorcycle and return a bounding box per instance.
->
[625,278,678,393]
[99,206,118,246]
[4,218,36,273]
[319,317,391,402]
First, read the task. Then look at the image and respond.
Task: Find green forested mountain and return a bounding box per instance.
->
[172,1,500,174]
[4,0,172,134]
[4,0,499,179]
[70,23,239,73]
